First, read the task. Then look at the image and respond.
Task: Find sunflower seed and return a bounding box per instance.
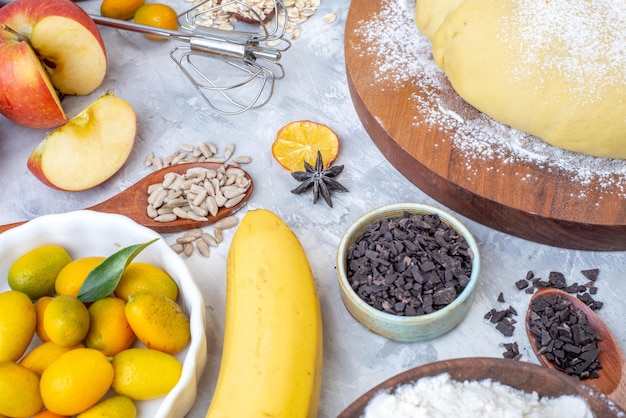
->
[206,157,227,164]
[225,194,246,208]
[226,167,246,177]
[170,243,184,254]
[221,186,247,199]
[323,12,336,23]
[192,190,208,207]
[157,207,174,215]
[166,197,188,208]
[152,157,164,169]
[236,176,250,188]
[196,240,211,257]
[224,143,235,160]
[183,242,194,257]
[214,216,238,230]
[188,212,209,222]
[206,142,218,154]
[147,205,158,218]
[201,232,218,247]
[190,205,209,217]
[177,143,195,153]
[162,172,178,189]
[154,213,177,222]
[214,228,224,243]
[205,196,219,216]
[199,142,213,158]
[176,235,198,244]
[203,180,216,196]
[184,228,204,239]
[145,151,154,166]
[224,175,236,186]
[233,156,252,164]
[173,207,191,219]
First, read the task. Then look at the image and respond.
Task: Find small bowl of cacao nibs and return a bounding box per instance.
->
[336,203,480,342]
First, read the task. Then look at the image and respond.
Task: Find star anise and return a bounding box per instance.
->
[291,151,348,207]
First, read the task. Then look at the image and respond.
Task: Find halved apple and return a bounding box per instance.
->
[0,0,107,129]
[27,91,136,191]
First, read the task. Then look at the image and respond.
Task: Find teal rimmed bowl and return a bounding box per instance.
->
[336,203,480,342]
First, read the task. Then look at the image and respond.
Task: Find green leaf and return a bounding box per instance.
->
[77,238,159,302]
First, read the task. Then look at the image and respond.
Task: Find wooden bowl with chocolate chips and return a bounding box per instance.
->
[336,203,480,342]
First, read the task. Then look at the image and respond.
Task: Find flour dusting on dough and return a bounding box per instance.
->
[501,0,626,100]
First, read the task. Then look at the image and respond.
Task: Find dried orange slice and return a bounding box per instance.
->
[272,121,340,172]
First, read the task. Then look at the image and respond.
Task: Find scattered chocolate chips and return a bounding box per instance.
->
[516,270,603,311]
[487,268,604,362]
[527,293,602,380]
[345,211,473,316]
[502,341,522,361]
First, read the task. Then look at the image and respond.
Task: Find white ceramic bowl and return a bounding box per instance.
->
[336,203,480,342]
[0,210,207,418]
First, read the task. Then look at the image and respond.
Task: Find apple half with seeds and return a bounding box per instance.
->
[0,0,107,129]
[27,91,136,191]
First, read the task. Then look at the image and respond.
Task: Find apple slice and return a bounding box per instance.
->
[0,0,107,129]
[27,91,136,191]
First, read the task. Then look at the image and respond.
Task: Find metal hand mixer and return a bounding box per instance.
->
[95,0,290,115]
[0,0,291,115]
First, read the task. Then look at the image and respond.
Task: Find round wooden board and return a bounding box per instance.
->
[344,0,626,251]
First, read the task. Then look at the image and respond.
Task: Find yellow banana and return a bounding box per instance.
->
[206,209,323,418]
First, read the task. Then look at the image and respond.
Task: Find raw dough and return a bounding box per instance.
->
[416,0,626,159]
[414,0,465,40]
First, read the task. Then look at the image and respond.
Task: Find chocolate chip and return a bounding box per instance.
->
[515,279,529,290]
[496,320,515,337]
[497,292,505,303]
[581,269,599,282]
[345,212,473,316]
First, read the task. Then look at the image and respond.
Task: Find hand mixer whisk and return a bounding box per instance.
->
[94,0,291,115]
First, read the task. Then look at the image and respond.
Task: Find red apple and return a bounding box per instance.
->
[27,91,136,191]
[0,0,107,129]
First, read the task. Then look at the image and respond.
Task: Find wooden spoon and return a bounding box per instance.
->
[526,287,626,410]
[0,162,253,234]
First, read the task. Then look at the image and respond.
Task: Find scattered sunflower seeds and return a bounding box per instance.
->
[168,217,240,258]
[184,0,332,41]
[145,142,252,169]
